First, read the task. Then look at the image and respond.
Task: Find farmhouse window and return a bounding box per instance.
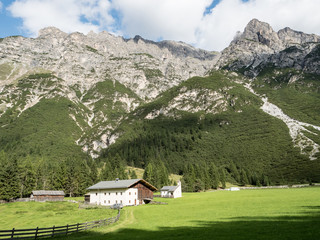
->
[120,200,122,203]
[116,192,118,195]
[109,193,110,195]
[95,193,97,196]
[121,192,122,195]
[129,200,131,203]
[104,193,106,195]
[129,192,131,195]
[104,200,106,203]
[108,200,110,204]
[116,200,117,203]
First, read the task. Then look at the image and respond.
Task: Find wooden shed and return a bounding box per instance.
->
[31,190,65,202]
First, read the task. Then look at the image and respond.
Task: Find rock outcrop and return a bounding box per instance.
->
[217,19,320,76]
[0,28,218,99]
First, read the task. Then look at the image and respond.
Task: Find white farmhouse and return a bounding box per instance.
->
[160,181,182,198]
[87,179,157,206]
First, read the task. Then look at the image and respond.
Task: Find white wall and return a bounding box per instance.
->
[89,188,138,206]
[160,190,170,197]
[173,184,182,198]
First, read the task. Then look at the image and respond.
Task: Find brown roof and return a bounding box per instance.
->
[32,190,65,196]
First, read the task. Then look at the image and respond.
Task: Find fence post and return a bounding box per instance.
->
[85,221,88,230]
[52,225,55,237]
[11,228,15,239]
[77,223,79,232]
[35,227,39,239]
[66,224,69,235]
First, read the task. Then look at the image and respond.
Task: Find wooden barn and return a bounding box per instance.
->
[87,179,157,206]
[31,190,65,202]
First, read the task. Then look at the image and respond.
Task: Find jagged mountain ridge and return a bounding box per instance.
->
[0,28,218,157]
[217,19,320,76]
[0,19,319,183]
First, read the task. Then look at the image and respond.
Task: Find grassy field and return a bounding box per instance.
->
[0,201,117,229]
[59,187,320,240]
[1,188,319,239]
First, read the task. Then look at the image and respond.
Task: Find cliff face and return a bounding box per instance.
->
[217,19,320,76]
[0,27,218,99]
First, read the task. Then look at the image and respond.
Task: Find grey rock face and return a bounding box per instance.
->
[0,27,218,157]
[0,27,218,99]
[217,19,320,76]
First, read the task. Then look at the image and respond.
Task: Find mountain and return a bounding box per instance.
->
[217,19,320,76]
[0,19,319,196]
[0,28,218,158]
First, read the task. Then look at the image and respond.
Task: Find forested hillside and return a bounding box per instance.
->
[100,71,320,191]
[1,19,320,199]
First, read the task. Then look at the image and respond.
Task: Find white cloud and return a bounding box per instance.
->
[197,0,320,51]
[0,1,2,11]
[6,0,320,51]
[113,0,211,44]
[7,0,115,36]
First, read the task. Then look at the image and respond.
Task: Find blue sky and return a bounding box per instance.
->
[1,0,319,51]
[0,0,23,37]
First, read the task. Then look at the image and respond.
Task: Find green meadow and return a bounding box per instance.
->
[0,201,116,229]
[1,188,319,240]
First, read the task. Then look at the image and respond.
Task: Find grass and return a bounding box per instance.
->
[55,187,320,240]
[0,200,117,229]
[126,166,182,183]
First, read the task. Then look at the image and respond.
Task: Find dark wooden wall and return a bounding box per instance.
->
[132,182,154,204]
[34,195,64,202]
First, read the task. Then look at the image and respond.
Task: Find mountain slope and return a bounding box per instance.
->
[101,71,320,184]
[0,19,320,195]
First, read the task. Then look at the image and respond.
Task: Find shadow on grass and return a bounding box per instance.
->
[53,206,320,240]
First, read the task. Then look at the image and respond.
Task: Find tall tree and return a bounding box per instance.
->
[129,169,138,179]
[100,161,114,181]
[143,162,154,185]
[182,163,196,192]
[230,162,240,183]
[240,169,249,186]
[0,152,20,200]
[220,168,226,189]
[19,156,36,197]
[209,163,220,189]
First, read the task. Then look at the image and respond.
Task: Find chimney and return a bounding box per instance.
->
[115,178,119,182]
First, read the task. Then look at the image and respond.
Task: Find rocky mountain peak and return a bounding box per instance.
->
[38,26,68,38]
[241,18,282,50]
[217,18,320,75]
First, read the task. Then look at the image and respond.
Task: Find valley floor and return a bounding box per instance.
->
[60,187,320,240]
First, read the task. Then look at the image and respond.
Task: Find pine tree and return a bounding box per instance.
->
[240,169,249,186]
[19,157,36,197]
[209,163,220,189]
[130,170,138,179]
[143,162,154,185]
[100,161,114,180]
[0,153,20,201]
[113,154,128,180]
[220,168,226,189]
[230,162,240,183]
[182,163,196,192]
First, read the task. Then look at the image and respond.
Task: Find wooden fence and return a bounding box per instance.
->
[153,195,174,198]
[0,210,120,240]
